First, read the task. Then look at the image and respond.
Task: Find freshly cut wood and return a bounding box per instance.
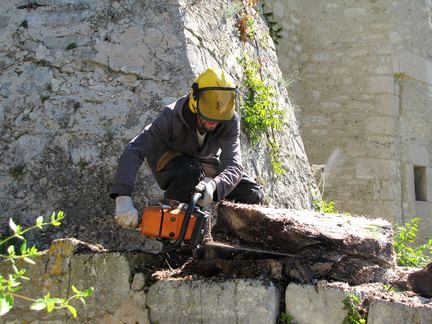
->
[214,202,396,284]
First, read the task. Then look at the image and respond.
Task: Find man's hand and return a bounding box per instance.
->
[115,196,139,229]
[195,177,216,207]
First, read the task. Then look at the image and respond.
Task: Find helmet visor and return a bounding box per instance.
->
[197,87,238,122]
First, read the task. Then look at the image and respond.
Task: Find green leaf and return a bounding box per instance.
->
[23,257,36,265]
[0,296,12,316]
[7,245,15,255]
[47,301,55,312]
[8,219,17,233]
[30,300,47,311]
[35,216,44,229]
[20,242,27,255]
[71,285,79,294]
[67,305,77,318]
[83,287,94,297]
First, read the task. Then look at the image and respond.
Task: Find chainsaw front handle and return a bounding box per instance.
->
[173,191,202,247]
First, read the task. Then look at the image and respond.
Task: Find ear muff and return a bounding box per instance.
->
[191,82,199,101]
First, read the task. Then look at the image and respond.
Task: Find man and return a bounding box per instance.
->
[110,68,264,228]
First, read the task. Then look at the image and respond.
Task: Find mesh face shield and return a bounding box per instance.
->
[195,87,239,122]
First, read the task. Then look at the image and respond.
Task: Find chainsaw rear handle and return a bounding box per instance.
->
[173,191,202,247]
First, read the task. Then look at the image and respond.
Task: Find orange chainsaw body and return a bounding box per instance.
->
[139,204,198,241]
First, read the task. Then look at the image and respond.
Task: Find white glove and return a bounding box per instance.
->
[115,196,139,229]
[195,177,216,207]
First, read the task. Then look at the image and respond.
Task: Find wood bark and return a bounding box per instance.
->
[208,202,397,285]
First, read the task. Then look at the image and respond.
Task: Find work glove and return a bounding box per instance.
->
[115,196,139,229]
[195,177,216,207]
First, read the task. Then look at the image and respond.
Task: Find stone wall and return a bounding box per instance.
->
[0,0,317,250]
[1,248,430,323]
[267,0,432,239]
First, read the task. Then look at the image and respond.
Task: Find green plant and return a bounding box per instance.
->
[65,43,77,50]
[239,54,284,142]
[20,20,28,28]
[40,95,50,103]
[279,69,301,88]
[262,4,283,45]
[9,165,25,179]
[343,293,366,324]
[313,199,350,215]
[239,54,285,173]
[313,199,335,213]
[0,211,94,317]
[382,283,400,293]
[279,311,293,324]
[393,217,432,267]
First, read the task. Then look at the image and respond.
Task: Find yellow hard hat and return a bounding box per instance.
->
[189,68,239,122]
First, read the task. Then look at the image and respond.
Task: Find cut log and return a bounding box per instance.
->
[213,202,396,284]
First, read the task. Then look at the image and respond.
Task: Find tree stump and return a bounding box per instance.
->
[212,202,396,284]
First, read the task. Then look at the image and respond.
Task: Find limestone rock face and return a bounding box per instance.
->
[0,0,316,249]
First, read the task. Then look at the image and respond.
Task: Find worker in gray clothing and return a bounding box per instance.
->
[110,68,264,228]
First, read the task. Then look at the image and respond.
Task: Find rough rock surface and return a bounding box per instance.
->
[286,282,432,324]
[0,0,317,251]
[0,239,430,323]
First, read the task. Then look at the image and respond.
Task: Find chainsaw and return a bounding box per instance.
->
[138,191,209,247]
[137,190,299,258]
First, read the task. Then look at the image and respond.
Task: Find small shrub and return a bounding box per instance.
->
[313,199,350,215]
[343,293,366,324]
[239,54,286,174]
[239,54,284,144]
[393,217,432,267]
[279,311,293,324]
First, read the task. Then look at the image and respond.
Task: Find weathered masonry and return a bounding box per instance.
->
[268,0,432,241]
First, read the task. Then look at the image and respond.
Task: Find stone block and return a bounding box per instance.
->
[285,283,348,324]
[69,253,132,318]
[366,76,395,94]
[131,272,146,291]
[98,291,149,324]
[375,94,399,117]
[407,143,429,166]
[146,279,280,324]
[365,116,398,136]
[355,158,397,180]
[398,51,432,85]
[368,299,432,324]
[344,8,367,17]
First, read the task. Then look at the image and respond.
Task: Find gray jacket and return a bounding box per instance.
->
[110,95,243,200]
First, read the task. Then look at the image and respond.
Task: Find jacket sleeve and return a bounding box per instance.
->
[213,115,243,200]
[110,108,172,198]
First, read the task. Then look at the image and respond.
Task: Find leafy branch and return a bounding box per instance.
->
[393,217,432,267]
[0,211,94,318]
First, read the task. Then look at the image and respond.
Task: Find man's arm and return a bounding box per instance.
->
[110,108,172,198]
[213,115,243,200]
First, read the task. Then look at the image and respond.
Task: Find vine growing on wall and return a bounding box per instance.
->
[239,54,286,174]
[234,1,287,174]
